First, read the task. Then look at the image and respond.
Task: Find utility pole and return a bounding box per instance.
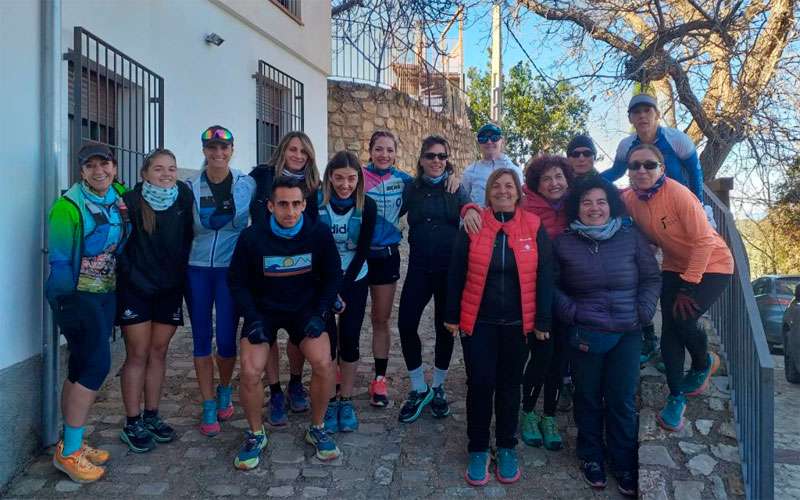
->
[490,1,503,123]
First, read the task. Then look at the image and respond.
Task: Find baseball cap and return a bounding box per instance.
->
[78,143,115,166]
[628,94,659,113]
[477,123,503,138]
[201,125,234,147]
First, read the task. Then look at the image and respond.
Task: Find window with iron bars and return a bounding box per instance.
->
[256,60,304,164]
[66,27,164,187]
[271,0,301,21]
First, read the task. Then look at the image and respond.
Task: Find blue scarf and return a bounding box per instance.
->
[367,163,392,176]
[81,182,117,206]
[141,181,178,211]
[422,171,449,185]
[270,213,304,239]
[634,174,667,201]
[330,194,355,210]
[570,216,622,241]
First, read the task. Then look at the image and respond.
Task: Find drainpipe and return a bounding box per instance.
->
[41,0,62,447]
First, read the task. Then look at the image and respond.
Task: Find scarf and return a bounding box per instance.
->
[422,171,449,186]
[81,181,117,207]
[141,181,178,211]
[270,213,304,239]
[282,168,306,182]
[570,216,622,241]
[634,174,667,201]
[367,163,392,176]
[330,194,355,210]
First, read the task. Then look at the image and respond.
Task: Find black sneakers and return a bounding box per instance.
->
[581,461,607,489]
[144,414,176,443]
[430,386,450,418]
[398,386,434,423]
[120,418,156,453]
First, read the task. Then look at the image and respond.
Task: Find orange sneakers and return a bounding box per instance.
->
[53,441,106,483]
[81,441,110,466]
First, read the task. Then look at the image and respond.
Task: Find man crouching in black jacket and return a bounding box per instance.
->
[228,177,341,470]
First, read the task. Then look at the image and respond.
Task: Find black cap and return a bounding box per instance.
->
[78,143,115,166]
[566,134,596,155]
[201,125,234,147]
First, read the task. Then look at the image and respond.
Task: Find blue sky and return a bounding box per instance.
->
[456,4,634,173]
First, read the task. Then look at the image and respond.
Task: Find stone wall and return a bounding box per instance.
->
[328,81,477,176]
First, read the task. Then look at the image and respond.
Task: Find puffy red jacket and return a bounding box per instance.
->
[521,185,568,240]
[460,207,541,336]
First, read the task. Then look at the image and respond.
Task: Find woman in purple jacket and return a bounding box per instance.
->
[553,177,660,497]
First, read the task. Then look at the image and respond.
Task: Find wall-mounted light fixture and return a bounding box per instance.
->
[205,33,224,46]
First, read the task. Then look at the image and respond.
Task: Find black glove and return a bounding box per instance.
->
[333,296,346,314]
[244,320,272,345]
[304,315,326,339]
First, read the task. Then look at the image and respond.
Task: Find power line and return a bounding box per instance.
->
[502,18,613,160]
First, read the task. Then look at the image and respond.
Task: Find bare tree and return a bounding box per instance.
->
[514,0,799,180]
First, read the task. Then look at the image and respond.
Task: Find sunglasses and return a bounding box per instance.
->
[477,134,502,144]
[568,150,594,158]
[627,160,661,171]
[422,152,448,161]
[201,127,233,142]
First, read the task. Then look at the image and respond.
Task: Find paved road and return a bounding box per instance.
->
[772,354,800,500]
[6,251,626,499]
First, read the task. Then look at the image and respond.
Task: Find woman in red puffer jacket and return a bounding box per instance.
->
[518,155,574,452]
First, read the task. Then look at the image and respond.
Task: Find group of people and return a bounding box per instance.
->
[45,93,733,496]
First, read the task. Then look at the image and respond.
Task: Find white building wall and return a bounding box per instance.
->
[0,0,46,370]
[0,0,330,371]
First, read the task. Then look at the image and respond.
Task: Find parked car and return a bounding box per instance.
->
[752,275,800,346]
[782,284,800,383]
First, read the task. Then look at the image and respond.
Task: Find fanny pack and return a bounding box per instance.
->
[568,327,623,354]
[368,244,399,259]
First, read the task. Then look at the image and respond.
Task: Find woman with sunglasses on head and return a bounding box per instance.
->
[249,132,321,425]
[396,135,469,424]
[554,176,660,496]
[186,125,256,437]
[317,151,377,434]
[117,149,193,453]
[621,144,732,433]
[517,155,574,452]
[446,168,555,486]
[46,143,131,483]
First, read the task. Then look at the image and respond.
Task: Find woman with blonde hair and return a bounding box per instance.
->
[249,131,322,424]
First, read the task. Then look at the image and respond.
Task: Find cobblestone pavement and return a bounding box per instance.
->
[7,249,627,499]
[772,354,800,500]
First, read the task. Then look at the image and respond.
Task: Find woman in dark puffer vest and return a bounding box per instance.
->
[553,177,661,497]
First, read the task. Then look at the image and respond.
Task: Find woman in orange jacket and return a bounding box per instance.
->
[621,144,733,432]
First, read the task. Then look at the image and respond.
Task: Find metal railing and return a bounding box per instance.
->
[65,27,164,187]
[330,18,469,122]
[704,186,775,500]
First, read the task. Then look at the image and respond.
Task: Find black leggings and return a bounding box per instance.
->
[461,322,527,452]
[660,271,730,396]
[328,278,369,363]
[522,322,566,415]
[398,269,454,371]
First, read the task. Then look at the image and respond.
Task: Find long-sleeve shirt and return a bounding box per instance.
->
[621,178,733,284]
[602,126,704,202]
[227,219,341,324]
[460,155,524,207]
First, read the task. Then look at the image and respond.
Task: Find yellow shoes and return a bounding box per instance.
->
[52,440,106,483]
